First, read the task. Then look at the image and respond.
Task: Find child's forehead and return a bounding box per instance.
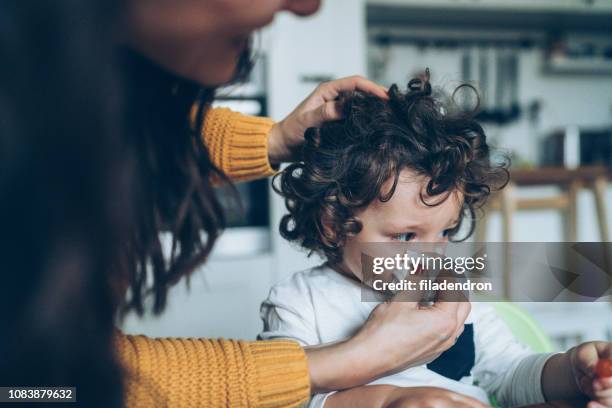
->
[367,170,463,220]
[372,172,425,207]
[375,169,459,205]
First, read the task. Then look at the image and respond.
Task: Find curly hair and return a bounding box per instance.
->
[274,74,509,264]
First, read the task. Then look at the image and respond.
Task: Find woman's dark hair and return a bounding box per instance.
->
[119,30,252,317]
[274,74,509,264]
[1,0,251,406]
[119,51,227,316]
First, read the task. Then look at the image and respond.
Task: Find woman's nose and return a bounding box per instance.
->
[284,0,322,16]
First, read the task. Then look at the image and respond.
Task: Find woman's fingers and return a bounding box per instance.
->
[306,76,387,124]
[427,300,460,345]
[454,301,471,339]
[300,100,343,128]
[317,75,389,101]
[270,75,387,163]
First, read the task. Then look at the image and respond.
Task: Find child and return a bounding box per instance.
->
[259,76,612,407]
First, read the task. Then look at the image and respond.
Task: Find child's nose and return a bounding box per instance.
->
[420,231,448,243]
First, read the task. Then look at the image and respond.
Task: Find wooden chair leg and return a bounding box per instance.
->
[500,183,516,243]
[500,183,516,299]
[593,176,610,242]
[563,181,580,299]
[564,181,580,242]
[475,201,490,242]
[592,176,611,286]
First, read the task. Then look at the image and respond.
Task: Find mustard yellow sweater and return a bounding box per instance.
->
[116,108,310,407]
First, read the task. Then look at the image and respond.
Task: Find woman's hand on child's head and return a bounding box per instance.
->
[267,75,388,164]
[567,341,612,407]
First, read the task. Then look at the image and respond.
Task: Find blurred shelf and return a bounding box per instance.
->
[510,165,612,186]
[367,1,612,32]
[367,0,612,13]
[544,56,612,75]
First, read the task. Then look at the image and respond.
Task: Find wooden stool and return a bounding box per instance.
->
[476,166,612,298]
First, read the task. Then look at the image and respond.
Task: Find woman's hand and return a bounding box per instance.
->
[267,75,388,164]
[325,385,489,408]
[306,297,471,393]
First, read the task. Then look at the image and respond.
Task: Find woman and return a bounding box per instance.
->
[0,0,472,407]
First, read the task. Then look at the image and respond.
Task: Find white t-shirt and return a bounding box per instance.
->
[259,264,553,408]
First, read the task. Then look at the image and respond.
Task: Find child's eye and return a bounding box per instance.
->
[439,229,452,238]
[392,232,415,241]
[438,227,459,240]
[440,225,459,238]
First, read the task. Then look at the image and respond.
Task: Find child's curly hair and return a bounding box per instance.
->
[273,74,509,264]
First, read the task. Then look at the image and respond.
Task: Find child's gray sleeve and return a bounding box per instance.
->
[471,304,556,407]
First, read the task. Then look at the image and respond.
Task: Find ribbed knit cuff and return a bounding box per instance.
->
[249,340,311,408]
[202,107,277,183]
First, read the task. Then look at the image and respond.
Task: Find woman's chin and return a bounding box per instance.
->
[191,64,238,87]
[188,38,250,87]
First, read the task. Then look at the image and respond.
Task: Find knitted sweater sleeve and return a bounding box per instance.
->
[200,107,278,183]
[116,334,310,407]
[115,110,307,406]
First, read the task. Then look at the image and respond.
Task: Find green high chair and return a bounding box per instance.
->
[492,302,555,353]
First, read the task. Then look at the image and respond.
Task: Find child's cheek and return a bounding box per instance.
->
[342,241,364,279]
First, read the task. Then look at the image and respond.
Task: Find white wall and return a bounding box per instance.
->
[121,254,275,340]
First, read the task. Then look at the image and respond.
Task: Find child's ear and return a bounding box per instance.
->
[318,209,360,248]
[318,210,338,248]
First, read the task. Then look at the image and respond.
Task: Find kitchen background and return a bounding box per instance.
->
[122,0,612,351]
